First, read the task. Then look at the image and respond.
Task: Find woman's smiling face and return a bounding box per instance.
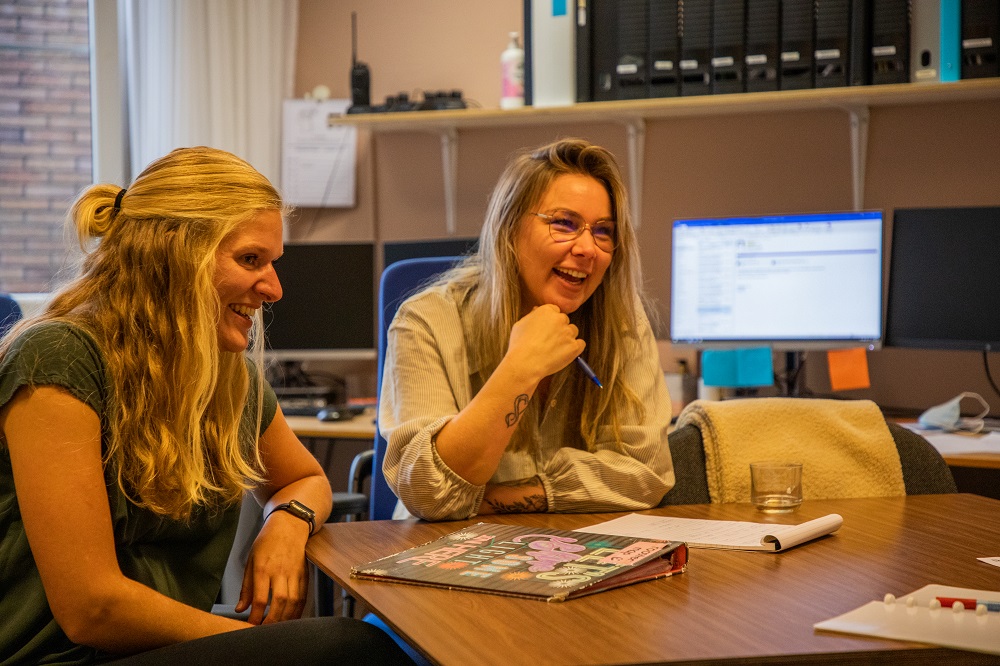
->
[515,173,613,316]
[212,209,284,353]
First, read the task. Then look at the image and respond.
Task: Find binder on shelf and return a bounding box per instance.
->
[524,0,577,107]
[616,0,650,99]
[745,0,780,92]
[591,0,622,101]
[815,0,855,88]
[679,0,714,95]
[910,0,960,83]
[780,0,815,89]
[871,0,910,84]
[960,0,999,79]
[711,0,746,94]
[649,0,681,97]
[849,0,873,85]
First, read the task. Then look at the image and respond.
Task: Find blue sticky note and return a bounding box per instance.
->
[552,0,567,17]
[701,348,774,388]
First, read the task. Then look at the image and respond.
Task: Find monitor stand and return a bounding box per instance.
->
[780,351,806,397]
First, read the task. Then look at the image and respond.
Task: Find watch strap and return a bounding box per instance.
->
[266,500,316,535]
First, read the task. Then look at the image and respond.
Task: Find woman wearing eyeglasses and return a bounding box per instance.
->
[380,138,674,521]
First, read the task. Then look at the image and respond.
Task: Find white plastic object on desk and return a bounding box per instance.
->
[500,31,524,109]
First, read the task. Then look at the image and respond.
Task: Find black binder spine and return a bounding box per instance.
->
[815,0,853,87]
[592,0,622,100]
[960,0,1000,78]
[617,0,651,98]
[871,0,911,84]
[780,0,815,89]
[711,0,747,93]
[849,0,872,85]
[745,0,780,92]
[649,0,681,97]
[679,0,714,95]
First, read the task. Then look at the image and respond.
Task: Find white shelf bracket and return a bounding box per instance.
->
[625,118,646,229]
[440,127,459,235]
[847,105,870,211]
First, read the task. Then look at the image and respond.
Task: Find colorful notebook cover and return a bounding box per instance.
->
[351,522,688,602]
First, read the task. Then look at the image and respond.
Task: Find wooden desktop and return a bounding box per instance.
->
[308,494,1000,665]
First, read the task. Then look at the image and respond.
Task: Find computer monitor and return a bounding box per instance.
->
[670,210,884,350]
[885,206,1000,351]
[263,242,376,361]
[383,238,479,268]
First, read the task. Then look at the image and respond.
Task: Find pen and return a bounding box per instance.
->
[575,356,603,389]
[935,597,1000,612]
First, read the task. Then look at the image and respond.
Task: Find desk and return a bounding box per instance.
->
[308,495,1000,665]
[285,411,377,440]
[287,411,376,489]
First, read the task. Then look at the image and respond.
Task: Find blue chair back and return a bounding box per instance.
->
[0,294,23,337]
[372,257,462,520]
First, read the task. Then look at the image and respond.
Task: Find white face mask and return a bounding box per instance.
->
[917,392,991,433]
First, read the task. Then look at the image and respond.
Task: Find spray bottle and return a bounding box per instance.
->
[500,31,525,109]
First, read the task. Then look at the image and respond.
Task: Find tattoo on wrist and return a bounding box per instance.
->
[485,493,548,514]
[505,394,529,427]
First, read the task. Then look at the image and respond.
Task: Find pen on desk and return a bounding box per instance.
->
[575,356,603,389]
[935,597,1000,612]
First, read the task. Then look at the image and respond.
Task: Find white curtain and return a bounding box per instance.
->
[122,0,298,186]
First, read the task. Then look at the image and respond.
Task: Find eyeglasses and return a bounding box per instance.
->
[533,212,617,252]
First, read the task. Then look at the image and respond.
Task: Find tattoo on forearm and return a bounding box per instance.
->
[485,493,548,514]
[505,394,529,427]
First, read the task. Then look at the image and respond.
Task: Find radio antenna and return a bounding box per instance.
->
[351,11,358,67]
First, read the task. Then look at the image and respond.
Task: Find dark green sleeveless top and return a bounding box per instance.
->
[0,322,277,665]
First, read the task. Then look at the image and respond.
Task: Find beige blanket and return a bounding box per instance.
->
[675,398,905,503]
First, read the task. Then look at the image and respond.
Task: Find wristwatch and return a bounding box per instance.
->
[267,500,316,535]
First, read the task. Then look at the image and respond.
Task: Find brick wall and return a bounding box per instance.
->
[0,0,91,293]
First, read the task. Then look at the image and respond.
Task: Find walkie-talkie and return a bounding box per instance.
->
[349,11,371,112]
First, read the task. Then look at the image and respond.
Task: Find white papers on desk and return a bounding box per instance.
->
[815,584,1000,655]
[901,422,1000,455]
[281,99,356,207]
[578,513,842,551]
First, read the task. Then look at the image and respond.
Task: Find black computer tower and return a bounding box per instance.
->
[712,0,746,93]
[745,0,780,92]
[617,0,651,98]
[679,0,714,95]
[780,0,815,89]
[961,0,1000,78]
[649,0,681,97]
[871,0,911,83]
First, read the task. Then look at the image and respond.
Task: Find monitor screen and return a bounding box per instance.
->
[383,238,479,268]
[263,242,376,360]
[885,206,1000,351]
[670,211,884,350]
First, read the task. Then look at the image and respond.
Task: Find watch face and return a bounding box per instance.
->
[288,500,315,519]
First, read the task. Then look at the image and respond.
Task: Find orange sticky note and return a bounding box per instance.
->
[827,348,870,391]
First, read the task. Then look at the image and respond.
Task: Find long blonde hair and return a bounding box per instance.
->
[1,147,285,520]
[441,138,649,452]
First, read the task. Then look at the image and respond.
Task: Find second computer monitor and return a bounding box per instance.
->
[670,210,884,350]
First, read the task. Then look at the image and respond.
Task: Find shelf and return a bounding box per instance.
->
[330,79,1000,232]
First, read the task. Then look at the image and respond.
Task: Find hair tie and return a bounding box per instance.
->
[113,188,126,212]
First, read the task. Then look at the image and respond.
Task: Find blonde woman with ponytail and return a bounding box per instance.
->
[0,147,410,664]
[380,138,675,521]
